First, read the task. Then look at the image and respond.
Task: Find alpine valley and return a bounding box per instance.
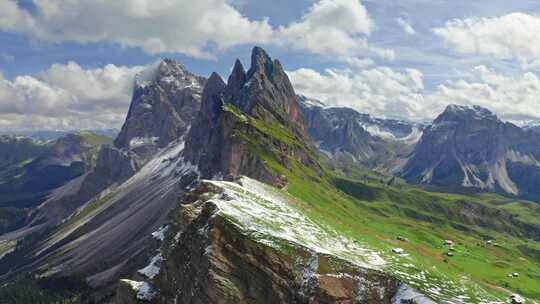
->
[0,47,539,304]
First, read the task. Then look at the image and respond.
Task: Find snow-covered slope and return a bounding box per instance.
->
[207,177,385,268]
[118,176,435,303]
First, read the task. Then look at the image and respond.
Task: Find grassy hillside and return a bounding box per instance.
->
[225,102,540,302]
[76,131,113,146]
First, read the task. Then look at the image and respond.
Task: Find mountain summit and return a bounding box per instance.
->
[114,59,205,159]
[402,104,540,200]
[184,46,317,184]
[229,46,305,133]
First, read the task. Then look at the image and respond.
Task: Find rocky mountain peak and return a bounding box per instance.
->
[114,59,205,159]
[403,104,540,201]
[183,47,316,183]
[134,58,202,92]
[232,46,305,132]
[205,72,226,95]
[297,94,327,108]
[436,104,498,124]
[226,59,247,103]
[200,72,226,122]
[229,59,246,83]
[247,46,273,77]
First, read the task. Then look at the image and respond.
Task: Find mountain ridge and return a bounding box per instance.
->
[114,59,205,162]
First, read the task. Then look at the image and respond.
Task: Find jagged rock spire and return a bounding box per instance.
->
[200,72,226,123]
[226,59,246,105]
[248,46,273,78]
[230,46,305,132]
[183,46,314,182]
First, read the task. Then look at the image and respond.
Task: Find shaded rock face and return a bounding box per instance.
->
[299,95,420,141]
[525,125,540,135]
[302,105,384,163]
[402,105,540,201]
[149,181,424,304]
[114,59,205,159]
[299,99,421,172]
[115,280,139,304]
[184,47,316,185]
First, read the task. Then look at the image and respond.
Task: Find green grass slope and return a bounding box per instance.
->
[224,102,540,303]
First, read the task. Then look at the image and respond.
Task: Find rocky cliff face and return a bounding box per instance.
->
[299,98,422,172]
[183,47,319,186]
[112,48,436,303]
[527,125,540,134]
[402,104,540,201]
[114,59,205,161]
[117,177,434,304]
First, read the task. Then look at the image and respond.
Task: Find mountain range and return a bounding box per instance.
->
[402,105,540,201]
[0,47,539,304]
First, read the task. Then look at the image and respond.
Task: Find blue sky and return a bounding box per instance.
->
[1,0,540,130]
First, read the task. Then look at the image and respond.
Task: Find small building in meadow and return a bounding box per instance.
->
[392,248,404,254]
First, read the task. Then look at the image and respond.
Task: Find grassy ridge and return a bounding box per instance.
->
[287,160,540,301]
[225,102,540,302]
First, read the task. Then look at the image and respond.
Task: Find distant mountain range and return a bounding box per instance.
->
[299,98,540,201]
[402,104,540,201]
[299,95,423,174]
[0,129,119,141]
[0,133,112,210]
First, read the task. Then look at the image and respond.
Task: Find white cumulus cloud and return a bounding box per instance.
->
[289,64,540,123]
[288,66,427,121]
[433,13,540,68]
[0,0,391,61]
[0,62,144,130]
[277,0,392,59]
[431,65,540,121]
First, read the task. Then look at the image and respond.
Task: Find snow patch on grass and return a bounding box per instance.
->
[205,177,511,304]
[206,177,385,269]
